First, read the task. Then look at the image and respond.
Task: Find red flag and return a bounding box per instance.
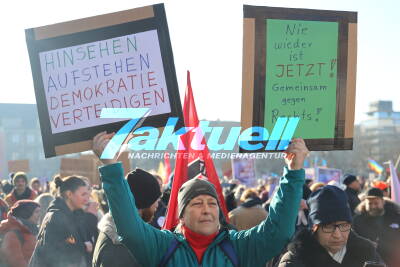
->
[163,71,229,230]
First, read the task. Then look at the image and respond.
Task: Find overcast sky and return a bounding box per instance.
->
[1,0,398,123]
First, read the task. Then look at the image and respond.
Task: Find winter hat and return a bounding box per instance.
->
[9,200,40,220]
[342,174,357,186]
[127,168,161,209]
[366,187,384,199]
[307,185,352,226]
[178,178,218,218]
[13,172,28,185]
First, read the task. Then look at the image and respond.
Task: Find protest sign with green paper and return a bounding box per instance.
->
[265,19,338,139]
[241,5,357,151]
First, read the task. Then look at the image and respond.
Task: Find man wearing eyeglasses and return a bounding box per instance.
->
[278,185,383,267]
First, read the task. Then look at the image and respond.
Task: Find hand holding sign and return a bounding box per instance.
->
[284,138,309,170]
[92,131,116,165]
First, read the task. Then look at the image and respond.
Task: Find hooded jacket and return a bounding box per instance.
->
[353,198,400,266]
[278,229,382,267]
[28,197,88,267]
[0,215,38,267]
[92,213,141,267]
[100,162,304,267]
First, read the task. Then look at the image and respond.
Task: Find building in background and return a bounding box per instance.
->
[0,103,60,180]
[359,100,400,163]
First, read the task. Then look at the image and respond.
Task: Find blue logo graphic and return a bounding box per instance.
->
[100,108,300,159]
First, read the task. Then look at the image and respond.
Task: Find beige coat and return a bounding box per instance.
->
[228,205,268,231]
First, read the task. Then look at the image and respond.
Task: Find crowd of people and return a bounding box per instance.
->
[0,136,398,266]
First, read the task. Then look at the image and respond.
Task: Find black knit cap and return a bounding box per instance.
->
[9,200,40,220]
[127,168,161,209]
[366,187,384,199]
[307,185,352,225]
[343,174,357,186]
[178,178,218,218]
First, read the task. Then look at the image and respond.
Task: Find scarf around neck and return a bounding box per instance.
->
[182,225,218,263]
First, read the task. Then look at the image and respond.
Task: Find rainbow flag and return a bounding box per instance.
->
[368,159,384,174]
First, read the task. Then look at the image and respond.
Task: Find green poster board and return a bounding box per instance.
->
[241,5,357,152]
[264,19,338,139]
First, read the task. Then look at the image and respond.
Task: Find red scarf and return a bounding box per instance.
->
[182,225,218,263]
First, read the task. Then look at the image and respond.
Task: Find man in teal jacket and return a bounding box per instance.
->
[93,133,308,267]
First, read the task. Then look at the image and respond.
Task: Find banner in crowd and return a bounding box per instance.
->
[241,5,357,151]
[8,160,30,173]
[232,158,257,187]
[60,157,100,185]
[26,4,182,158]
[316,167,341,184]
[304,168,316,180]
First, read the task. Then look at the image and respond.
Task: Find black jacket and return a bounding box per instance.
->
[278,229,382,267]
[353,199,400,265]
[29,197,88,267]
[74,209,99,266]
[345,187,360,215]
[92,213,141,267]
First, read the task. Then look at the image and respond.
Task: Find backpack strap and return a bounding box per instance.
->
[158,238,181,267]
[219,239,239,267]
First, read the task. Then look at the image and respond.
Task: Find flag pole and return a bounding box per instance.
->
[394,153,400,170]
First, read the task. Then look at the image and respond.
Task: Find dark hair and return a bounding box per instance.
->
[1,181,13,195]
[54,176,88,198]
[240,189,258,202]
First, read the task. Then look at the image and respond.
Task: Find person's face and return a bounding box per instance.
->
[383,190,389,197]
[180,195,219,236]
[366,197,385,216]
[28,207,41,225]
[349,180,361,192]
[31,181,41,191]
[314,221,351,254]
[66,186,90,210]
[15,178,27,191]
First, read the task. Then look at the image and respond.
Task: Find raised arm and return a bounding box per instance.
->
[93,132,174,266]
[231,138,308,266]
